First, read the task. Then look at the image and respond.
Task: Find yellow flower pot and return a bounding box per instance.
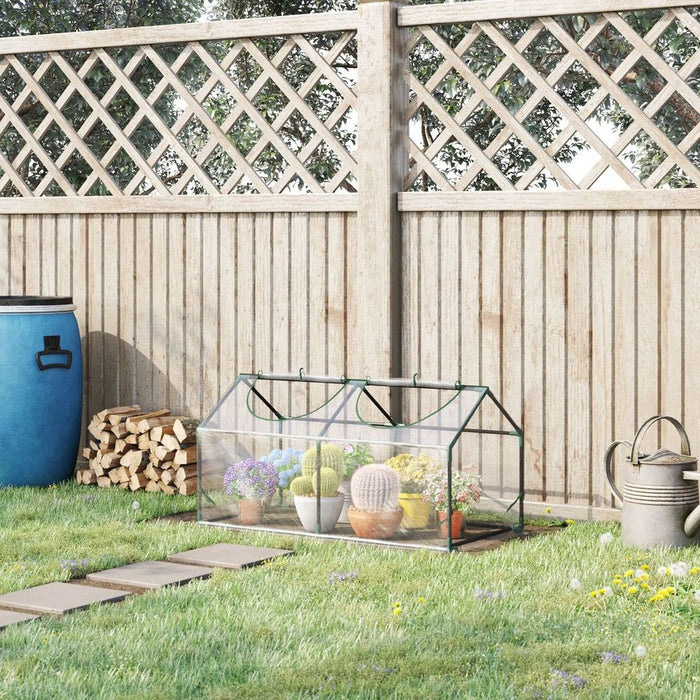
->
[398,493,430,529]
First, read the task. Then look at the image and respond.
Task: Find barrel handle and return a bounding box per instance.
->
[35,335,72,371]
[630,415,691,466]
[604,440,630,503]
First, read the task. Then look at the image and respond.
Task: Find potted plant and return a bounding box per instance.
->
[347,463,403,539]
[223,458,279,525]
[338,443,374,522]
[422,466,483,538]
[288,443,346,533]
[386,453,440,529]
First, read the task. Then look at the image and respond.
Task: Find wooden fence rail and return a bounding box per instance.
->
[1,0,699,518]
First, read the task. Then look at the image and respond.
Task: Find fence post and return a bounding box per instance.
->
[350,0,406,385]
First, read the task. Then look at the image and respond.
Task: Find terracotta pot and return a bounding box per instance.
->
[348,507,403,539]
[238,498,263,525]
[436,510,463,538]
[398,493,430,529]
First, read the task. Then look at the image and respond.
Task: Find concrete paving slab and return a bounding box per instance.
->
[0,582,130,615]
[0,609,39,630]
[167,543,293,570]
[87,560,213,590]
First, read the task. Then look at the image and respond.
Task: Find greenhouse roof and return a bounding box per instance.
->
[199,373,522,451]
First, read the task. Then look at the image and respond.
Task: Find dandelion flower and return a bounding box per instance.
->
[669,562,689,578]
[657,565,670,576]
[599,531,614,545]
[634,645,647,658]
[690,567,700,575]
[393,607,402,615]
[628,586,639,594]
[565,519,575,526]
[570,577,581,590]
[131,500,140,511]
[417,596,425,604]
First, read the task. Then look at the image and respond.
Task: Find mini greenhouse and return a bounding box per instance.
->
[197,373,524,551]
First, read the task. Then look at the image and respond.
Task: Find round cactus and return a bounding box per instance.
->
[350,463,400,511]
[301,443,345,480]
[289,475,314,497]
[315,467,340,497]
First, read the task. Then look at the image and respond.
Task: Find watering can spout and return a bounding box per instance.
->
[683,471,700,537]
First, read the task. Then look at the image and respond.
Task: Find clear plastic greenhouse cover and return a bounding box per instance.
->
[198,374,524,551]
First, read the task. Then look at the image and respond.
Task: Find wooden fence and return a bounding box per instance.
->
[1,0,699,517]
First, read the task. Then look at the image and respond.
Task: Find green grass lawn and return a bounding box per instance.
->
[1,483,699,699]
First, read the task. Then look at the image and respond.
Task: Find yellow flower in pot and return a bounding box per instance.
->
[386,453,441,529]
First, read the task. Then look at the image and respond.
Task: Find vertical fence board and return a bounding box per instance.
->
[183,214,202,417]
[151,214,169,411]
[102,214,120,409]
[590,211,614,508]
[118,215,136,409]
[501,211,522,498]
[0,217,9,293]
[135,214,153,411]
[25,215,41,294]
[659,211,684,447]
[87,215,104,415]
[40,215,57,296]
[544,211,566,502]
[271,213,290,411]
[168,214,185,411]
[522,211,545,502]
[290,213,309,413]
[566,211,591,505]
[10,216,24,293]
[202,213,221,416]
[684,211,700,453]
[308,213,328,407]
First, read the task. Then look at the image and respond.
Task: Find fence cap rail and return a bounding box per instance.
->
[399,0,699,25]
[0,10,358,54]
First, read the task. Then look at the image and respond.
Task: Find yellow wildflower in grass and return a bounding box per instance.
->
[393,607,403,615]
[641,564,650,571]
[641,583,650,590]
[624,570,634,577]
[565,519,574,526]
[628,586,639,594]
[544,507,551,514]
[690,567,700,575]
[417,597,425,604]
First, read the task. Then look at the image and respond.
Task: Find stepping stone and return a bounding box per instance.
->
[87,560,213,590]
[167,543,293,570]
[0,582,130,616]
[0,609,38,630]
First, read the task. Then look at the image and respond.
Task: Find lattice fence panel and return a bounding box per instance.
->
[0,32,357,196]
[405,6,700,191]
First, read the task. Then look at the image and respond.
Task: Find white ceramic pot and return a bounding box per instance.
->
[294,494,344,533]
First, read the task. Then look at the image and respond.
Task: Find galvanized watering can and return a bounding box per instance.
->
[605,415,700,547]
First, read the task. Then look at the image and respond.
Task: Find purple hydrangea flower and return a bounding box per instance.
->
[223,458,279,499]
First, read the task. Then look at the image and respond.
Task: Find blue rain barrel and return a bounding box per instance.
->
[0,296,83,486]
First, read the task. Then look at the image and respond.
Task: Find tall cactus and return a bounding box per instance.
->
[350,463,400,511]
[301,443,346,480]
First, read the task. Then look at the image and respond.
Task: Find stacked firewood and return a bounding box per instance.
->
[77,405,198,496]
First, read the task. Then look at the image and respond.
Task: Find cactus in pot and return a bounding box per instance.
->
[348,464,403,539]
[301,443,345,480]
[290,443,344,533]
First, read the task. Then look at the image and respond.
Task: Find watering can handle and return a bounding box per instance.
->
[630,415,691,466]
[604,440,630,503]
